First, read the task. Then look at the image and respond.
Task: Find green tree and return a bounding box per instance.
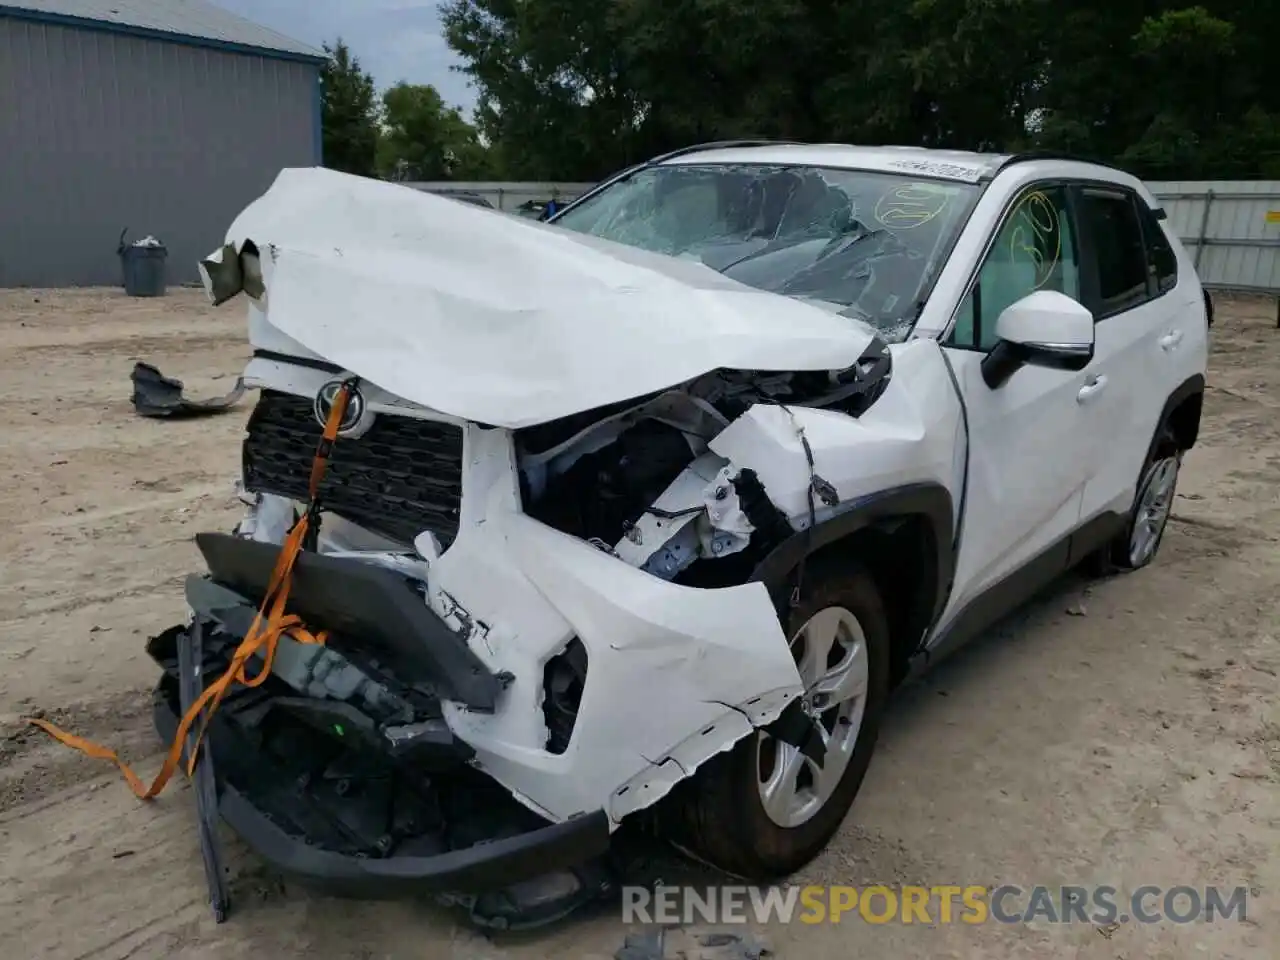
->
[320,39,379,177]
[376,83,491,180]
[442,0,1279,181]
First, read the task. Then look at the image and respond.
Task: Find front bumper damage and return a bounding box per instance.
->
[149,534,615,920]
[152,521,799,914]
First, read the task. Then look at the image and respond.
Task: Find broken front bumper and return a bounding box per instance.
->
[147,534,613,899]
[151,680,610,897]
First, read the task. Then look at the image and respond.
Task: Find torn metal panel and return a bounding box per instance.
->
[130,362,249,419]
[708,340,963,522]
[432,505,802,824]
[611,454,755,581]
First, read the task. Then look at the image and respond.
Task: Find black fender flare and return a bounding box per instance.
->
[749,482,956,641]
[1151,373,1205,459]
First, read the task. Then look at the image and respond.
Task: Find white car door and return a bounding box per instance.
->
[935,183,1108,623]
[1072,186,1199,525]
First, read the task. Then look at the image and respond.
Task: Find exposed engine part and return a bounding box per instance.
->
[517,390,728,503]
[702,464,755,547]
[543,638,588,754]
[523,420,696,546]
[515,340,889,566]
[612,456,758,581]
[731,468,794,544]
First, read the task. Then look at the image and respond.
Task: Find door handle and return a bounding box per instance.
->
[1160,330,1184,351]
[1077,375,1108,403]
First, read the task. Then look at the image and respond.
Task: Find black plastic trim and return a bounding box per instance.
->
[195,533,503,711]
[980,338,1094,389]
[151,696,611,898]
[914,510,1126,673]
[992,151,1137,179]
[252,349,344,374]
[750,483,955,638]
[1150,375,1206,458]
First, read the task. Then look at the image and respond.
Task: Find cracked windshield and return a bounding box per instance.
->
[553,163,978,341]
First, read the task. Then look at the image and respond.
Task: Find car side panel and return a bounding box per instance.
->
[1078,199,1209,523]
[934,348,1092,627]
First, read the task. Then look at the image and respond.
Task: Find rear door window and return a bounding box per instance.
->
[1075,189,1151,318]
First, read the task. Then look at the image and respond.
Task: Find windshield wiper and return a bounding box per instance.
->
[704,218,880,274]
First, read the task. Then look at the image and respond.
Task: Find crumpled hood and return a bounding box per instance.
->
[223,167,877,429]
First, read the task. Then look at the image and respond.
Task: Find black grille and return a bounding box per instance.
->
[243,390,463,544]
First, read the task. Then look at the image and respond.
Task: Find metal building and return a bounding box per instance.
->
[0,0,324,286]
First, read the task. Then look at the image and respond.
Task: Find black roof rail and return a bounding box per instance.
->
[645,139,804,164]
[544,140,804,223]
[990,151,1168,213]
[993,151,1137,178]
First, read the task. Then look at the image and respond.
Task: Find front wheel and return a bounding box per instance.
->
[670,562,890,879]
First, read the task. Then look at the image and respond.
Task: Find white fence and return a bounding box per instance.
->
[408,179,1280,295]
[1148,181,1280,295]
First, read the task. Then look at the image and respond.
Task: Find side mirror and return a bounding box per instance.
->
[981,290,1095,389]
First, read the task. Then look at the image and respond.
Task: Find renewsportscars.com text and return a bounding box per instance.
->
[622,884,1250,926]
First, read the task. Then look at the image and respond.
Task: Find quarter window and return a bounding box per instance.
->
[1076,190,1150,314]
[1138,202,1178,294]
[949,186,1080,351]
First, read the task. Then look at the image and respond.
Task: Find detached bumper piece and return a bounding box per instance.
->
[130,361,248,419]
[177,619,230,923]
[148,535,613,926]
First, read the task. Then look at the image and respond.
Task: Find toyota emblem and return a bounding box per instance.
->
[314,378,366,435]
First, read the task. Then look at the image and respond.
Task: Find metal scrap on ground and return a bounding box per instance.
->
[130,361,250,418]
[616,928,773,960]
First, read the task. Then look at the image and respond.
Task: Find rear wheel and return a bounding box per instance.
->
[671,562,890,879]
[1090,422,1181,575]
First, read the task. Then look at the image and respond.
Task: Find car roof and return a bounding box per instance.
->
[653,142,1149,196]
[659,143,1012,184]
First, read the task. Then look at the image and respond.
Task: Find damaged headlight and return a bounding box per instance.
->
[199,240,266,306]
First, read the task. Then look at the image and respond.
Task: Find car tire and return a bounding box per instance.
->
[1089,422,1182,576]
[668,561,891,880]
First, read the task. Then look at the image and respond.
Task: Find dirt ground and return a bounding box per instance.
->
[0,288,1276,960]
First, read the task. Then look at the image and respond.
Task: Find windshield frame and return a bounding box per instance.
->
[547,159,984,342]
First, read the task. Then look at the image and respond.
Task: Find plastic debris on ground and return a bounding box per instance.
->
[130,361,250,418]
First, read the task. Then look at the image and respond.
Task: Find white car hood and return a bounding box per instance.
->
[225,167,877,429]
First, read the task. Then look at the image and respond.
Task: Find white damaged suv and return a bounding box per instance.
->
[166,142,1207,921]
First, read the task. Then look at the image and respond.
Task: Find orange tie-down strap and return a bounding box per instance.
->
[25,380,357,801]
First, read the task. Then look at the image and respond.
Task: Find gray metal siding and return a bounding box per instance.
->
[1148,181,1280,294]
[1,0,324,59]
[0,16,319,286]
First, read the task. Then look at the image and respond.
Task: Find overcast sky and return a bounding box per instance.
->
[211,0,476,113]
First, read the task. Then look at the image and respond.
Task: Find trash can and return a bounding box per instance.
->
[118,229,168,297]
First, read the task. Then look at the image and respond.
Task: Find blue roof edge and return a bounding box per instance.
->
[0,3,326,64]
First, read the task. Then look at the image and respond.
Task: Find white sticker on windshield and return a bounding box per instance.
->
[885,158,989,183]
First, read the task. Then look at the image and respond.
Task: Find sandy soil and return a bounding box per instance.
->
[0,288,1276,960]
